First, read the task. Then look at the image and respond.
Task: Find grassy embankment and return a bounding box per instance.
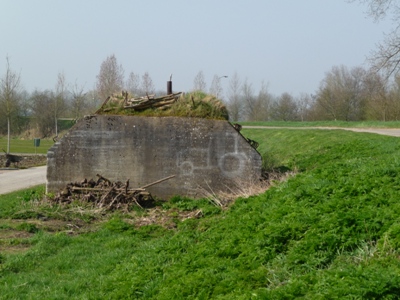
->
[1,126,400,298]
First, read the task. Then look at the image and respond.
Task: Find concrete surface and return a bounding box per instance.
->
[47,116,262,199]
[0,166,47,195]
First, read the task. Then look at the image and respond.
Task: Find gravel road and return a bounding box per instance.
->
[0,166,47,195]
[242,126,400,137]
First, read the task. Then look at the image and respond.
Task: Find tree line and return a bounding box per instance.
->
[2,56,400,142]
[224,65,400,122]
[0,54,160,141]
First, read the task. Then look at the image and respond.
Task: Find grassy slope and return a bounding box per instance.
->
[1,128,400,298]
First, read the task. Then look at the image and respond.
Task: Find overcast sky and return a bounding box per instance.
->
[0,0,394,98]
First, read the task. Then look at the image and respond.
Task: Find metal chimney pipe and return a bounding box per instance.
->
[167,81,172,95]
[167,74,173,94]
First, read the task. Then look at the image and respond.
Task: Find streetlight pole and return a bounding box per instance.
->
[216,75,228,99]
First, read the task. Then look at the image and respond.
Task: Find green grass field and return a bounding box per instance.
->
[0,137,54,154]
[1,126,400,298]
[0,119,74,154]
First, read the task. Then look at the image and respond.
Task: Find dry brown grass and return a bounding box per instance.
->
[198,170,296,208]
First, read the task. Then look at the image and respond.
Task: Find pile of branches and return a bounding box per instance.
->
[97,91,182,113]
[51,174,175,211]
[124,92,182,111]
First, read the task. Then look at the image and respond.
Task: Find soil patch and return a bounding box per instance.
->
[130,207,203,229]
[0,154,47,169]
[0,228,34,255]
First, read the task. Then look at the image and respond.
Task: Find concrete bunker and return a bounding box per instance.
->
[47,116,262,200]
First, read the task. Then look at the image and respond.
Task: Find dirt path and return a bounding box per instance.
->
[0,166,47,195]
[242,126,400,137]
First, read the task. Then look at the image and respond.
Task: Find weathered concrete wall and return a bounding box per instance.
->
[47,116,262,199]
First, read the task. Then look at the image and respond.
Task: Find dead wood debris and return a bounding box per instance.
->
[123,92,182,111]
[96,91,182,113]
[51,174,175,211]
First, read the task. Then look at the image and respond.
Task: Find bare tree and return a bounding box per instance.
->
[256,82,272,121]
[242,80,272,121]
[71,82,87,120]
[351,0,400,76]
[85,88,101,114]
[270,93,299,121]
[363,71,390,120]
[385,74,400,120]
[193,71,207,92]
[316,65,367,121]
[297,93,314,122]
[96,54,124,100]
[242,79,262,121]
[126,72,141,96]
[0,56,21,153]
[30,90,55,138]
[209,75,227,99]
[53,72,67,137]
[140,72,155,96]
[360,0,400,20]
[227,72,243,121]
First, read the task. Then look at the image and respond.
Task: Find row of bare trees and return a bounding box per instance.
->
[0,63,101,139]
[0,54,161,139]
[4,59,400,140]
[222,66,400,122]
[0,57,22,151]
[97,54,156,100]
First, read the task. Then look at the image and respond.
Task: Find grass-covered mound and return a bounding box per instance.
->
[97,91,229,120]
[1,128,400,298]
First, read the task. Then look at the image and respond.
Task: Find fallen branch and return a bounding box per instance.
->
[141,175,176,189]
[96,174,111,185]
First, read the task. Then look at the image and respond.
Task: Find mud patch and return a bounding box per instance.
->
[0,228,33,239]
[0,228,34,254]
[0,154,47,169]
[0,244,32,254]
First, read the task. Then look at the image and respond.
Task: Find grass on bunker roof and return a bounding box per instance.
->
[98,91,230,120]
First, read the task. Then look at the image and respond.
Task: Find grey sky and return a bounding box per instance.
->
[0,0,393,98]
